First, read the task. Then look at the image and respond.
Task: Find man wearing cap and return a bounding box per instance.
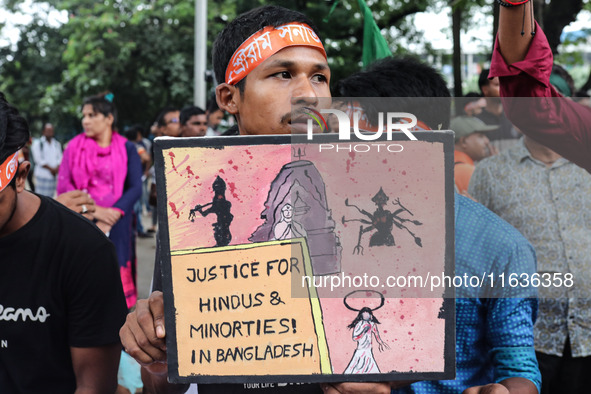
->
[451,116,497,194]
[0,92,128,391]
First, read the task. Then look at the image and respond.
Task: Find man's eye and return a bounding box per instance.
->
[273,71,291,79]
[312,74,328,83]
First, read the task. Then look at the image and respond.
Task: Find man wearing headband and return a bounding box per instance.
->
[213,6,330,136]
[0,92,128,391]
[120,6,397,394]
[490,0,591,173]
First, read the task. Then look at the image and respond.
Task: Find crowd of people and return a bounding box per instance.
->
[1,1,591,393]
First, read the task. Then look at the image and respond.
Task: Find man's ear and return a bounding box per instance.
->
[216,83,240,115]
[15,161,30,193]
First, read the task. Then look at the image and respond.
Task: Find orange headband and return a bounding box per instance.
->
[225,22,327,85]
[0,152,19,193]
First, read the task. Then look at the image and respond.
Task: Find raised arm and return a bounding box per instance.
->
[497,1,535,65]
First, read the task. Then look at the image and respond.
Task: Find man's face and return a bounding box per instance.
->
[207,110,224,129]
[461,132,491,162]
[43,125,54,140]
[482,77,500,98]
[182,114,208,137]
[161,111,181,137]
[229,46,331,135]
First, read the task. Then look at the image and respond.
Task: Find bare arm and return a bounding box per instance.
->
[70,344,121,393]
[497,3,535,65]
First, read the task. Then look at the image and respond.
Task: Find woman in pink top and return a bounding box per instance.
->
[57,93,142,308]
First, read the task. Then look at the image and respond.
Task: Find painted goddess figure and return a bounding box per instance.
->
[272,203,307,240]
[343,301,390,374]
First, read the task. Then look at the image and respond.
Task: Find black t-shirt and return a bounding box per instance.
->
[152,240,322,394]
[0,196,128,393]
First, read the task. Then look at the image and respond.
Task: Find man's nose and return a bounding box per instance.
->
[292,77,319,107]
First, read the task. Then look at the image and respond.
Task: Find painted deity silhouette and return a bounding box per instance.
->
[342,188,423,255]
[343,291,390,374]
[188,176,233,247]
[250,157,341,275]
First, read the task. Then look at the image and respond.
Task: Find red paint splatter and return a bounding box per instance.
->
[232,165,238,171]
[169,202,180,219]
[227,182,240,201]
[408,332,412,335]
[228,160,233,165]
[186,166,194,176]
[401,170,406,175]
[245,149,252,155]
[349,151,356,161]
[400,315,405,319]
[382,159,387,164]
[219,169,225,174]
[168,152,178,173]
[346,159,351,173]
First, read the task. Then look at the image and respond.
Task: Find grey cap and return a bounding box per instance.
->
[450,116,498,141]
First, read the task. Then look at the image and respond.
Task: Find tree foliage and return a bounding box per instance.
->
[1,0,589,138]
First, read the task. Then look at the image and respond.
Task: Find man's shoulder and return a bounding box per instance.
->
[456,194,532,250]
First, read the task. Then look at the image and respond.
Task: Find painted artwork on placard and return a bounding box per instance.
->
[155,134,454,384]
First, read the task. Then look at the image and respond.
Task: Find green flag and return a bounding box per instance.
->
[358,0,392,67]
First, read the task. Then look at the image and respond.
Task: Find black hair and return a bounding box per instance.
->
[551,64,576,98]
[155,106,179,127]
[0,92,29,190]
[478,69,491,92]
[347,307,380,329]
[335,56,451,129]
[82,92,118,127]
[180,106,206,126]
[0,92,30,164]
[212,5,320,92]
[124,124,144,142]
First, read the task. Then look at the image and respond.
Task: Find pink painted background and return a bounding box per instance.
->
[162,141,448,374]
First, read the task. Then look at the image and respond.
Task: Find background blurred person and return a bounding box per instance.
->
[477,69,520,152]
[180,106,208,137]
[125,125,152,238]
[205,98,225,136]
[57,92,142,309]
[30,123,62,197]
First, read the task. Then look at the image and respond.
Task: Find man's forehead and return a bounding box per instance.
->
[259,46,329,70]
[189,114,207,122]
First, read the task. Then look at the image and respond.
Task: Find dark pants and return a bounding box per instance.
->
[537,339,591,394]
